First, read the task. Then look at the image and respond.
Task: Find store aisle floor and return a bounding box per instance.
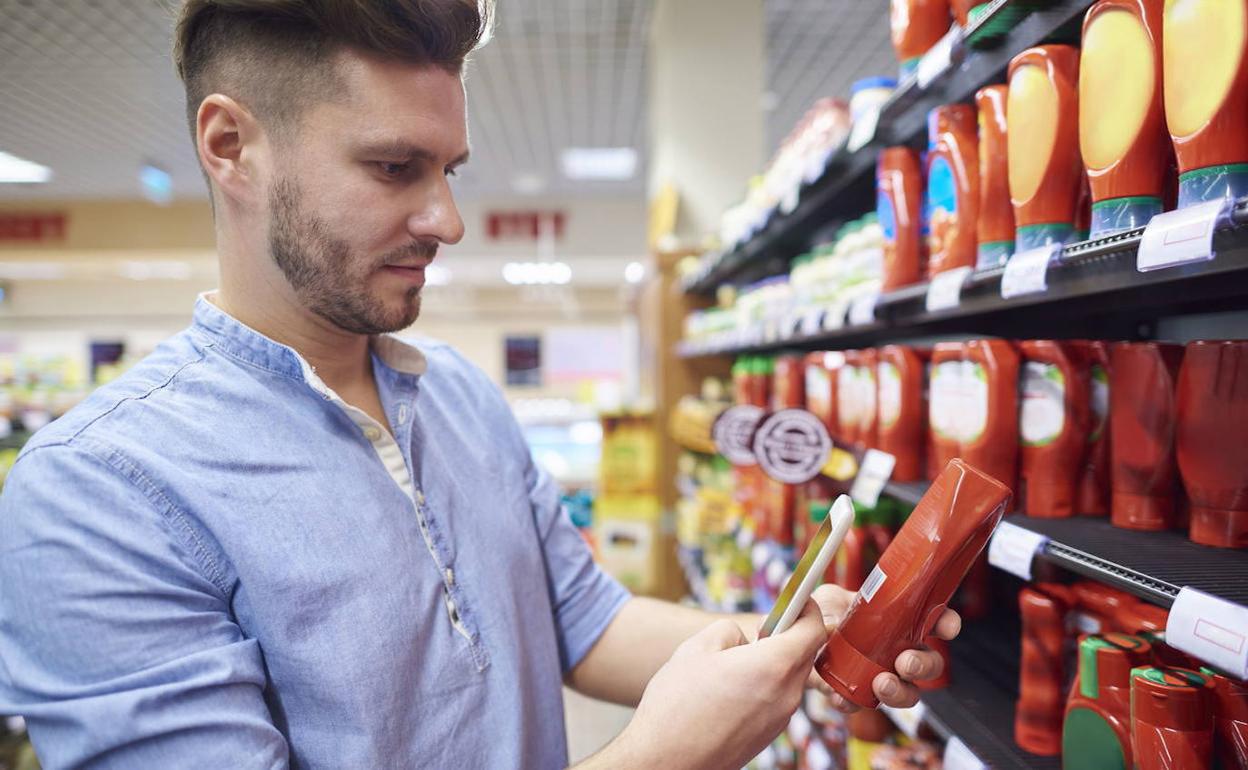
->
[563,688,633,763]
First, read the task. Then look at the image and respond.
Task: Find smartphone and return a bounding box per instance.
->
[758,494,855,639]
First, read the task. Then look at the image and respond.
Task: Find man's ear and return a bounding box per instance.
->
[197,94,267,206]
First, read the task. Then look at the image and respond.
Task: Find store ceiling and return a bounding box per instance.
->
[0,0,892,203]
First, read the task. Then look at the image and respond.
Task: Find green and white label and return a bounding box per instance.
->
[878,362,902,429]
[1020,362,1065,447]
[962,361,989,443]
[1089,365,1109,442]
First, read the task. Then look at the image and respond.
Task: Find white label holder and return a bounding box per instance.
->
[848,292,880,326]
[925,266,973,313]
[987,521,1050,581]
[1166,586,1248,680]
[847,108,880,153]
[1137,198,1229,272]
[850,448,896,508]
[1001,242,1061,299]
[917,26,961,88]
[942,736,987,770]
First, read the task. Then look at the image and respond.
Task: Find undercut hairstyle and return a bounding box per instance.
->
[173,0,490,142]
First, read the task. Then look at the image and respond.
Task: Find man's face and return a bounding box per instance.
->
[265,52,468,335]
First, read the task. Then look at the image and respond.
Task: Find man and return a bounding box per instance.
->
[0,1,958,768]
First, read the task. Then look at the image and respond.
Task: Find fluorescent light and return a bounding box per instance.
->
[139,164,173,205]
[511,173,546,195]
[502,261,573,285]
[624,261,645,284]
[118,260,193,281]
[0,262,65,280]
[0,151,52,184]
[425,264,452,286]
[560,147,637,181]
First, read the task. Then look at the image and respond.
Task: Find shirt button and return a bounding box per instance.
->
[397,404,409,422]
[445,568,455,585]
[363,426,381,441]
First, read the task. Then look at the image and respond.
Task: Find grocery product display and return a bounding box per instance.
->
[669,2,1248,767]
[1130,666,1216,769]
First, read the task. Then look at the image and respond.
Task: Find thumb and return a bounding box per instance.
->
[759,599,827,661]
[676,619,748,657]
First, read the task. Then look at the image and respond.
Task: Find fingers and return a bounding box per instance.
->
[872,672,922,709]
[767,599,828,660]
[893,647,945,684]
[679,618,748,656]
[810,584,853,629]
[933,608,962,641]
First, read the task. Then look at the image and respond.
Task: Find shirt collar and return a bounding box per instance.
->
[191,293,428,384]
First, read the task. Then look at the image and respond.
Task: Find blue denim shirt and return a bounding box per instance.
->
[0,296,631,769]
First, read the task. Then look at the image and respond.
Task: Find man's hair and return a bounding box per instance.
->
[174,0,490,142]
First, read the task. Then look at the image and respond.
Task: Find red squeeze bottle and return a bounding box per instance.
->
[925,104,981,278]
[975,84,1015,269]
[838,350,863,447]
[815,459,1012,708]
[1132,667,1216,770]
[1177,341,1248,549]
[951,0,975,26]
[804,351,842,437]
[1016,583,1074,755]
[857,348,880,450]
[962,339,1021,495]
[772,353,806,411]
[927,342,964,481]
[1008,45,1084,252]
[1110,343,1184,531]
[876,345,925,481]
[1019,341,1090,518]
[1071,340,1112,516]
[890,0,952,78]
[1065,634,1154,769]
[1202,668,1248,770]
[878,147,925,291]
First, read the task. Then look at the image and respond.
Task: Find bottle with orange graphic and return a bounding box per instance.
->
[1019,341,1090,518]
[925,104,981,277]
[975,84,1015,268]
[878,147,925,291]
[1163,0,1248,207]
[1008,45,1085,251]
[1081,0,1168,236]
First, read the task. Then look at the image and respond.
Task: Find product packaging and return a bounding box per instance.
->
[1019,340,1090,518]
[1200,667,1248,770]
[890,0,953,78]
[1109,342,1184,531]
[878,147,925,291]
[1071,341,1112,516]
[876,345,925,481]
[962,339,1021,495]
[975,84,1015,268]
[1016,583,1074,756]
[1131,666,1216,769]
[927,342,964,481]
[925,104,980,277]
[815,459,1011,708]
[1062,633,1153,770]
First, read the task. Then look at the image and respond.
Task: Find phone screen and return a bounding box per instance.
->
[757,510,837,639]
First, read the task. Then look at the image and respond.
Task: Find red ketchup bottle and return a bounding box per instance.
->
[1201,667,1248,770]
[1131,666,1216,770]
[876,345,925,481]
[1071,340,1112,516]
[1062,633,1153,770]
[1176,340,1248,549]
[925,104,980,278]
[1018,340,1090,518]
[962,339,1021,496]
[927,342,964,481]
[1016,583,1074,756]
[815,459,1011,708]
[1109,343,1184,531]
[879,147,925,291]
[975,84,1015,269]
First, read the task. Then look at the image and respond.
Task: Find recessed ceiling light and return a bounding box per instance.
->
[502,261,573,285]
[560,147,637,181]
[511,173,547,195]
[0,151,52,184]
[624,261,645,284]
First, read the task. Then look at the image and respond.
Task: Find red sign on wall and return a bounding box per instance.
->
[485,210,566,241]
[0,213,67,242]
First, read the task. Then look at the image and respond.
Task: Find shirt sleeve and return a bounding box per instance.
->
[525,455,631,673]
[0,440,290,769]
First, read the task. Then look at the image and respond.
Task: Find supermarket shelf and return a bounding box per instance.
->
[882,479,928,508]
[678,197,1248,358]
[878,480,1248,610]
[681,0,1094,296]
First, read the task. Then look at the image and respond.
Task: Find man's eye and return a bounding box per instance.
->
[377,162,410,178]
[445,166,459,178]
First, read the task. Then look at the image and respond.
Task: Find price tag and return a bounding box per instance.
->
[987,520,1050,580]
[850,448,896,508]
[917,27,959,88]
[925,266,972,313]
[848,292,879,326]
[1166,586,1248,679]
[1001,243,1060,299]
[1137,198,1228,272]
[943,736,987,770]
[847,109,879,153]
[822,301,849,331]
[799,308,824,336]
[881,701,927,740]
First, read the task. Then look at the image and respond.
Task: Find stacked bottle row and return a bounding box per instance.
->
[879,0,1248,289]
[737,338,1248,550]
[1016,580,1247,769]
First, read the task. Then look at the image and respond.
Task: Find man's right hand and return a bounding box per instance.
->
[579,599,827,769]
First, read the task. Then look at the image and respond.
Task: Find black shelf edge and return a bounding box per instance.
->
[677,198,1248,359]
[878,480,1248,611]
[680,0,1096,297]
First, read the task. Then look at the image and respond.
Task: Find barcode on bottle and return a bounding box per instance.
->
[860,565,887,603]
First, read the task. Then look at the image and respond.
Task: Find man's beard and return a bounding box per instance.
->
[267,177,432,335]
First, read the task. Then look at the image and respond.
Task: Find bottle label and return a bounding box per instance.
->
[878,187,897,242]
[878,362,902,429]
[929,361,962,441]
[860,564,887,603]
[1089,365,1109,442]
[1020,362,1065,447]
[962,361,989,443]
[806,365,830,418]
[859,366,877,431]
[926,155,959,259]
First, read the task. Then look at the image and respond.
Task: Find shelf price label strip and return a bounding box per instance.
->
[1137,197,1229,272]
[925,266,973,313]
[850,449,896,508]
[1167,586,1248,680]
[942,736,988,770]
[1001,242,1061,299]
[987,521,1049,581]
